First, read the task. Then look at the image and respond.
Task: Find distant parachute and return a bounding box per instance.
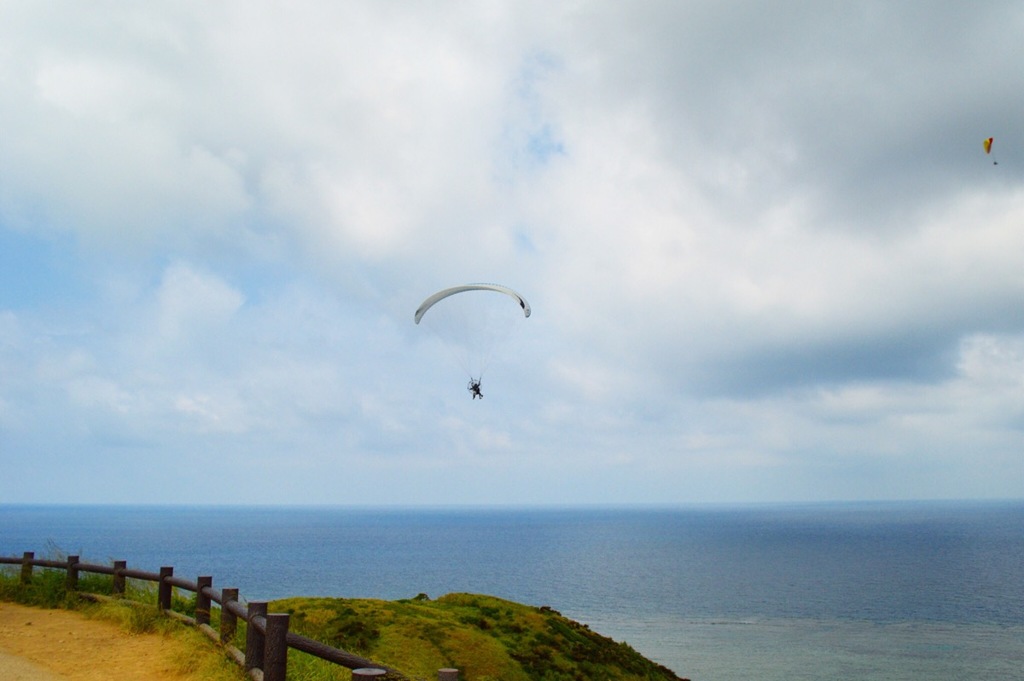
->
[984,137,998,165]
[414,284,530,324]
[415,284,531,397]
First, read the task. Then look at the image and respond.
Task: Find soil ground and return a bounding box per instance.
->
[0,602,215,681]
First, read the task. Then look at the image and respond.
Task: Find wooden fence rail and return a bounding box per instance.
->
[1,551,461,681]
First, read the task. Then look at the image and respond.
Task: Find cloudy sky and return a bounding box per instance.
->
[2,1,1023,506]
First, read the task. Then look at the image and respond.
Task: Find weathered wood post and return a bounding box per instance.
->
[353,670,387,680]
[245,601,268,674]
[220,588,239,644]
[65,555,79,593]
[158,567,174,611]
[112,560,126,597]
[20,552,34,584]
[195,576,213,626]
[263,613,290,681]
[439,668,459,681]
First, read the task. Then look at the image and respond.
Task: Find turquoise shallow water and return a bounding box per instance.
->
[2,501,1023,680]
[589,616,1024,680]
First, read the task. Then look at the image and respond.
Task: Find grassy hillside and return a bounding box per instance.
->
[2,565,687,680]
[273,592,687,681]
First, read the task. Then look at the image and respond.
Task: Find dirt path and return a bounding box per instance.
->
[0,602,221,681]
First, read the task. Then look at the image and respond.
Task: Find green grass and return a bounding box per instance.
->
[3,561,686,681]
[273,592,685,681]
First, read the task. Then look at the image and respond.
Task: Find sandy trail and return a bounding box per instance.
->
[0,602,208,681]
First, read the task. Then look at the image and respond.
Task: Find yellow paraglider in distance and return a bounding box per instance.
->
[984,137,997,165]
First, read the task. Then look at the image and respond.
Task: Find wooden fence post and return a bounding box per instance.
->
[245,601,268,674]
[112,560,126,597]
[65,555,79,593]
[353,670,386,680]
[263,613,290,681]
[195,576,213,626]
[438,668,459,681]
[20,552,34,584]
[158,567,173,611]
[220,588,239,644]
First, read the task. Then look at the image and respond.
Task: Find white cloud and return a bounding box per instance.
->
[154,262,244,343]
[1,1,1023,504]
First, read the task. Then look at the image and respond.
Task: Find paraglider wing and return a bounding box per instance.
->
[414,283,531,391]
[414,284,531,324]
[984,137,998,165]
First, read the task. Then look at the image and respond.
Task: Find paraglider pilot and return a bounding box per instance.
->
[468,378,483,399]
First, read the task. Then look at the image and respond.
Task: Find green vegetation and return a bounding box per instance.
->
[0,561,197,629]
[274,592,685,681]
[3,563,685,681]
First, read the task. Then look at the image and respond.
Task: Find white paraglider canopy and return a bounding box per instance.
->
[414,284,531,325]
[414,283,531,392]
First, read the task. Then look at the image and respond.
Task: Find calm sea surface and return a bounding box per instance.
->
[2,501,1023,680]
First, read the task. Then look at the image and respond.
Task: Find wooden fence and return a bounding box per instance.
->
[1,551,461,681]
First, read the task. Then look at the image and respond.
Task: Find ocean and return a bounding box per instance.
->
[2,501,1022,680]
